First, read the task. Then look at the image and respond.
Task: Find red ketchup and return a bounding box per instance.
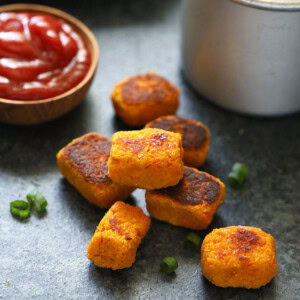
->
[0,12,91,100]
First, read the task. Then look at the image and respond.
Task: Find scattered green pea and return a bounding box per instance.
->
[27,190,48,213]
[228,162,248,188]
[160,257,178,274]
[184,232,201,251]
[10,200,31,219]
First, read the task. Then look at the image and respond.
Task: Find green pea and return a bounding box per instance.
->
[27,190,48,213]
[10,200,31,219]
[160,257,178,274]
[184,232,201,251]
[228,162,248,188]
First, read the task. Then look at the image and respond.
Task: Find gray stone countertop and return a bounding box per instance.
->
[0,0,299,299]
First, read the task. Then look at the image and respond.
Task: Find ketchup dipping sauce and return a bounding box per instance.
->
[0,12,91,100]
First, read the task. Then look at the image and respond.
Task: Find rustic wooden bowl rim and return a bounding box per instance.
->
[0,3,99,105]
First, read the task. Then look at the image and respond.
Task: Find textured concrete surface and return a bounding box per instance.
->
[0,0,300,299]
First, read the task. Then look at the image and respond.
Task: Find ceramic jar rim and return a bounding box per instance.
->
[232,0,300,11]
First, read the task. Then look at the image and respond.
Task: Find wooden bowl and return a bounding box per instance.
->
[0,4,99,125]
